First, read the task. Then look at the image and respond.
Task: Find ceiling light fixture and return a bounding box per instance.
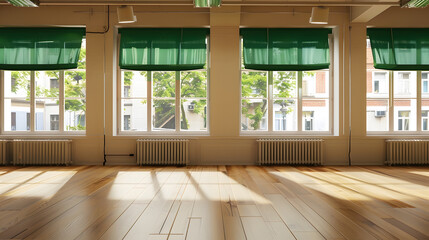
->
[309,6,329,24]
[6,0,39,7]
[117,5,137,24]
[194,0,222,8]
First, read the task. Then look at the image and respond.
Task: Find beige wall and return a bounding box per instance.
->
[1,5,428,165]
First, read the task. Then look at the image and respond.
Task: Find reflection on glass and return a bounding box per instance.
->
[241,99,268,131]
[121,99,147,131]
[241,71,267,98]
[273,100,297,131]
[181,99,207,131]
[153,100,175,130]
[367,99,389,131]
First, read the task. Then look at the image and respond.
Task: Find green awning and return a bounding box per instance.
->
[240,28,332,71]
[367,28,429,70]
[0,27,85,70]
[119,28,209,71]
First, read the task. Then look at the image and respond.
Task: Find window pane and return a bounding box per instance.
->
[4,98,30,131]
[394,99,416,131]
[273,100,297,131]
[181,71,207,98]
[302,71,329,98]
[65,70,86,98]
[121,70,147,98]
[367,99,389,131]
[241,71,267,98]
[241,99,268,131]
[367,70,389,98]
[35,71,60,98]
[181,99,207,131]
[302,99,329,131]
[152,71,175,98]
[78,39,86,70]
[121,99,147,131]
[153,100,175,130]
[394,71,416,98]
[273,71,297,98]
[422,110,429,131]
[4,71,30,98]
[35,98,59,131]
[65,99,86,131]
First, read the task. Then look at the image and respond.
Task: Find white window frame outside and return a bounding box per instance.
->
[0,70,86,136]
[239,36,333,136]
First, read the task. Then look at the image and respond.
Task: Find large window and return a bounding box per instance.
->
[241,70,330,133]
[1,40,86,134]
[366,39,428,133]
[119,70,208,134]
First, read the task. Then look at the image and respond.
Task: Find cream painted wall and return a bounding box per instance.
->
[1,5,428,165]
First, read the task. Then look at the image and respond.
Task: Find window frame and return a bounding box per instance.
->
[116,35,210,136]
[0,70,86,136]
[239,35,334,136]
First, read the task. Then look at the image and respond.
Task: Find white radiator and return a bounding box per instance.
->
[0,140,7,165]
[136,139,189,165]
[257,139,324,165]
[12,140,72,165]
[386,139,429,165]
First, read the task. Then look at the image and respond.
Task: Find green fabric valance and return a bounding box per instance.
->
[119,28,209,71]
[367,28,429,70]
[0,27,85,71]
[240,28,332,71]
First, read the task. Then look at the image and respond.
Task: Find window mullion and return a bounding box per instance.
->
[389,71,394,132]
[298,71,303,131]
[30,71,35,132]
[59,70,65,132]
[175,71,181,132]
[268,71,273,132]
[417,71,422,132]
[148,71,152,132]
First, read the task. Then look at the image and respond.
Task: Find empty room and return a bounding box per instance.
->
[0,0,429,239]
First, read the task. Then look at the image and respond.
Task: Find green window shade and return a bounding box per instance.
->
[119,28,209,71]
[367,28,429,70]
[241,28,332,71]
[0,27,85,70]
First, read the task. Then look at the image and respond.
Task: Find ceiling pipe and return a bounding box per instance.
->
[0,0,401,6]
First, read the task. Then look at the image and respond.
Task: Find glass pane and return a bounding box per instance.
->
[65,70,86,98]
[394,99,416,131]
[35,98,59,131]
[181,99,207,131]
[273,99,297,131]
[152,71,176,98]
[302,99,329,131]
[303,71,329,98]
[241,71,267,98]
[78,39,86,69]
[422,72,429,97]
[241,99,268,131]
[273,71,297,98]
[35,71,60,98]
[121,99,147,131]
[367,99,389,131]
[4,98,30,131]
[65,99,86,131]
[181,71,207,98]
[367,70,389,98]
[394,71,416,98]
[422,110,429,131]
[4,71,30,98]
[153,100,175,130]
[121,70,147,98]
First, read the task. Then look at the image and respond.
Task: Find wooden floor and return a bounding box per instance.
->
[0,166,429,240]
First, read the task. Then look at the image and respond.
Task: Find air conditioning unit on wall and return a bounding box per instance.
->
[375,111,386,118]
